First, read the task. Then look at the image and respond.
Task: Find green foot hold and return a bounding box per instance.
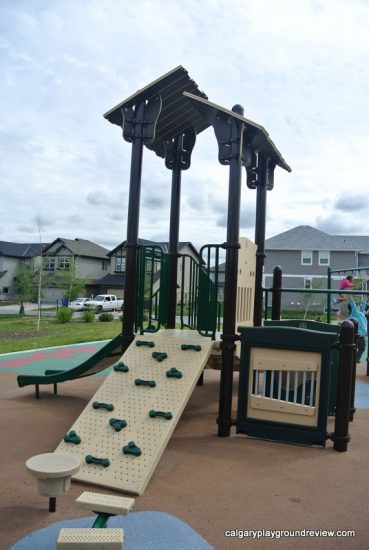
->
[109,418,127,432]
[181,344,201,351]
[85,455,110,467]
[114,362,129,373]
[122,441,142,457]
[152,351,168,362]
[64,430,81,444]
[136,340,155,348]
[149,409,173,420]
[92,401,114,411]
[166,367,183,379]
[135,378,156,388]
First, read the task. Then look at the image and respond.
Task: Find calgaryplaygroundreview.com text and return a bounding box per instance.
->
[224,529,356,540]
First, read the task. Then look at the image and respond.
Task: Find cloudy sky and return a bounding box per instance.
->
[1,0,369,253]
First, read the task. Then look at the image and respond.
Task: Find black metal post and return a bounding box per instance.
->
[253,154,268,326]
[121,103,145,353]
[271,266,282,320]
[167,137,182,329]
[333,320,355,452]
[348,317,358,422]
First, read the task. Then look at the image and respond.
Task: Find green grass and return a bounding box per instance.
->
[0,315,121,354]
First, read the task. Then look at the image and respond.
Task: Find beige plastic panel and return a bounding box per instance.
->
[235,237,256,328]
[247,347,321,427]
[76,491,134,515]
[55,330,213,495]
[57,528,123,550]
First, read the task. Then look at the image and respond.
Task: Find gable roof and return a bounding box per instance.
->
[43,238,109,259]
[265,226,369,252]
[108,239,199,258]
[0,241,46,258]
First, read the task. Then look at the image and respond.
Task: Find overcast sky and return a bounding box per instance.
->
[1,0,369,253]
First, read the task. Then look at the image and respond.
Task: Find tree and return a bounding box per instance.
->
[48,261,87,302]
[300,279,324,320]
[14,263,39,315]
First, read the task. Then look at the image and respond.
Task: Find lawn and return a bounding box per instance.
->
[0,314,122,353]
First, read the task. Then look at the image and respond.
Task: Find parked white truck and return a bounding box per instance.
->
[83,294,124,313]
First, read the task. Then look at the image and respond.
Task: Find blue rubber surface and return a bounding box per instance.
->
[8,511,214,550]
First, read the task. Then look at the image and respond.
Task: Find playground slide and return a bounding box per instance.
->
[55,329,213,495]
[17,333,122,398]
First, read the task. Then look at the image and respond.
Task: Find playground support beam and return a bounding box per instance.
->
[166,130,196,329]
[120,97,162,353]
[216,105,244,437]
[253,154,272,326]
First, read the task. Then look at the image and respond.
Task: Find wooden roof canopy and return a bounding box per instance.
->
[104,65,291,172]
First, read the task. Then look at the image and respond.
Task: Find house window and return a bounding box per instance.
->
[102,259,108,271]
[301,251,312,265]
[59,256,71,270]
[304,277,312,289]
[1,286,9,294]
[319,251,330,266]
[43,256,56,270]
[115,257,126,272]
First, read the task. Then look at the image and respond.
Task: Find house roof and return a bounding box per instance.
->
[108,239,199,258]
[0,241,46,258]
[89,273,125,288]
[43,238,109,259]
[265,225,369,253]
[104,66,209,159]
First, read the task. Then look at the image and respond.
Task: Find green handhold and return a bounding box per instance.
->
[152,351,168,362]
[136,340,155,347]
[109,418,127,432]
[63,430,81,444]
[122,441,142,457]
[149,409,173,420]
[114,362,129,373]
[166,367,183,379]
[85,455,110,467]
[181,344,201,351]
[92,401,114,411]
[135,378,156,388]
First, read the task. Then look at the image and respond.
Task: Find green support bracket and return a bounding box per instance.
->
[181,344,201,351]
[92,512,113,529]
[149,409,173,420]
[85,455,110,467]
[152,351,168,362]
[136,340,155,347]
[166,367,183,379]
[109,418,127,432]
[135,379,156,388]
[63,430,81,444]
[122,441,142,457]
[92,401,114,411]
[114,362,129,373]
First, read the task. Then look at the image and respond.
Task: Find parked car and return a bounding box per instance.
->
[68,298,89,311]
[83,294,124,313]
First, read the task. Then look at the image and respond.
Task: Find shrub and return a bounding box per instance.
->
[56,307,73,324]
[81,310,95,323]
[98,312,114,322]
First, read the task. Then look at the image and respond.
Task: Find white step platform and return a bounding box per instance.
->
[55,330,213,495]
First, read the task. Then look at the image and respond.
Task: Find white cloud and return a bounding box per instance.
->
[0,0,368,250]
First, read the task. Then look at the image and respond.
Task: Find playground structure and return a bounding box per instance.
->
[103,65,291,438]
[14,68,360,515]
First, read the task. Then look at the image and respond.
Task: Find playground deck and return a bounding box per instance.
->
[1,345,369,549]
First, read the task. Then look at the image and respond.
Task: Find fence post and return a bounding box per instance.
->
[348,317,358,422]
[271,266,282,320]
[333,320,355,452]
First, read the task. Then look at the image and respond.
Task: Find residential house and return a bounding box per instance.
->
[42,238,110,302]
[264,225,369,310]
[89,239,201,301]
[0,241,46,301]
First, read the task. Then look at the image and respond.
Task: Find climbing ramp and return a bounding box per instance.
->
[55,330,213,495]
